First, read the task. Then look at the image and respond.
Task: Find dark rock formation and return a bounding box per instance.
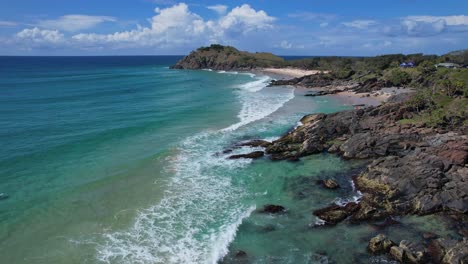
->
[305,90,343,97]
[319,179,340,189]
[260,204,286,214]
[228,151,264,159]
[313,202,360,225]
[368,234,395,254]
[236,139,272,148]
[267,99,467,223]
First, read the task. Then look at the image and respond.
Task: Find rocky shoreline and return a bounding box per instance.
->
[172,46,467,263]
[231,81,467,263]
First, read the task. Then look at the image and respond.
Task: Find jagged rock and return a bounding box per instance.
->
[441,239,468,264]
[390,246,405,262]
[368,234,395,254]
[321,179,340,189]
[313,203,360,225]
[260,204,286,214]
[228,151,264,159]
[237,140,271,148]
[313,205,349,225]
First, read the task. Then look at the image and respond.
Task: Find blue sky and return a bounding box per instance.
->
[0,0,467,55]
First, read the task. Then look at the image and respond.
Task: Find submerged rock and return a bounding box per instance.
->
[234,250,248,258]
[260,204,286,214]
[0,193,9,200]
[228,151,264,159]
[320,179,340,189]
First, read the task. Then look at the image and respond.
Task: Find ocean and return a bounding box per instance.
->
[0,57,452,263]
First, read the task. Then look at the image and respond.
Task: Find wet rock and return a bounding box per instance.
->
[313,204,349,225]
[368,234,395,254]
[427,239,445,263]
[260,204,286,214]
[228,151,264,159]
[320,179,340,189]
[390,246,405,263]
[0,193,8,200]
[237,140,271,148]
[441,239,468,264]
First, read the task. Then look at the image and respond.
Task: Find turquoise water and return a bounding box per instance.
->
[0,57,453,263]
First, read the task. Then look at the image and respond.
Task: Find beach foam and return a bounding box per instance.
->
[224,75,295,131]
[95,73,293,264]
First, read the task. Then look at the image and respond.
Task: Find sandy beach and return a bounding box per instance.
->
[332,87,415,107]
[260,67,326,78]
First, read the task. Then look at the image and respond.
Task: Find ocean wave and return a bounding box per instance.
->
[95,74,294,264]
[223,76,295,132]
[96,130,254,264]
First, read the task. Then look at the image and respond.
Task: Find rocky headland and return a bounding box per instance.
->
[173,45,468,263]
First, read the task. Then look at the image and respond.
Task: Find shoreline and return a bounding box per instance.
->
[257,67,326,79]
[234,68,466,263]
[255,68,414,107]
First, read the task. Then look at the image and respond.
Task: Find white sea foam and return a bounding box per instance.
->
[95,74,293,264]
[223,75,295,132]
[333,180,363,206]
[96,131,254,264]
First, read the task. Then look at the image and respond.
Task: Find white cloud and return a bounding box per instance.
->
[219,4,275,33]
[71,3,275,49]
[342,20,378,29]
[16,27,65,43]
[405,15,468,26]
[207,5,228,15]
[37,15,116,32]
[0,21,17,27]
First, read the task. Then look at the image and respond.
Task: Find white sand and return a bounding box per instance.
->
[260,68,327,78]
[333,87,415,107]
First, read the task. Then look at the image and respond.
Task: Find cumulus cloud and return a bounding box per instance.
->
[16,27,65,43]
[207,5,228,15]
[37,15,116,32]
[219,4,275,33]
[71,3,275,49]
[342,20,378,29]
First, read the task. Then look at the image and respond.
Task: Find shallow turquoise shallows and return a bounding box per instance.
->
[0,57,452,264]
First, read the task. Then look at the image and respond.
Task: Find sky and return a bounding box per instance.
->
[0,0,467,56]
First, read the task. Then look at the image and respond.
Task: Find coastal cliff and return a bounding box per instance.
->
[171,44,285,70]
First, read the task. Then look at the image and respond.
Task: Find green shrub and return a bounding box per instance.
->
[384,69,411,86]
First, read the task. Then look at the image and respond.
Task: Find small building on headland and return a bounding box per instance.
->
[400,62,415,68]
[435,63,461,68]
